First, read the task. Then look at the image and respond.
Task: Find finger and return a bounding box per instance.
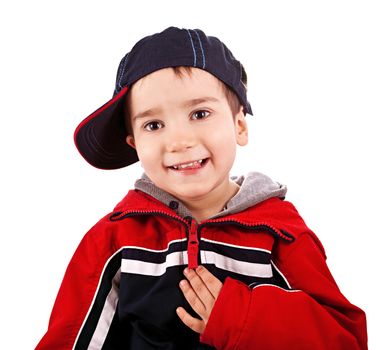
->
[179,279,206,315]
[176,307,205,334]
[196,266,223,298]
[184,268,215,306]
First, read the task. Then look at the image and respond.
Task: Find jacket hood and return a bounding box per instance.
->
[131,171,288,220]
[111,171,324,250]
[111,172,320,244]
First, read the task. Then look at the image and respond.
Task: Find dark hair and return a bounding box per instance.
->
[123,66,248,136]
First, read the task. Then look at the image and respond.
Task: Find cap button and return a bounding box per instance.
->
[169,200,179,210]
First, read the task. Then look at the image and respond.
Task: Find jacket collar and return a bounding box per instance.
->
[112,182,312,243]
[133,171,288,220]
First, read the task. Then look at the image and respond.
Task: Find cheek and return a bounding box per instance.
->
[136,149,153,166]
[207,126,237,156]
[134,139,162,170]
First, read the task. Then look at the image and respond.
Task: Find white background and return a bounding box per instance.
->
[1,0,375,348]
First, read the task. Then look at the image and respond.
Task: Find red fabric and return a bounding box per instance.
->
[200,234,367,350]
[36,190,368,349]
[35,216,114,349]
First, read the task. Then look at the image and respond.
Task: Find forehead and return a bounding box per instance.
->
[126,67,227,117]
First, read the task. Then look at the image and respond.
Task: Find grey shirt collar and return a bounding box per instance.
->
[134,171,287,220]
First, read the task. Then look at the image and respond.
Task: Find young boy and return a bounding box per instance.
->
[36,26,367,349]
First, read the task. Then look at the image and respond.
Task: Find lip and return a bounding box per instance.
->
[167,158,209,174]
[167,158,207,168]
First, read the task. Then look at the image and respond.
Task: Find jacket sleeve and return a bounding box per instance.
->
[200,233,368,350]
[35,218,122,350]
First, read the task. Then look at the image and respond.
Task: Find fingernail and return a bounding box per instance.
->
[184,268,189,275]
[196,265,203,273]
[180,280,187,287]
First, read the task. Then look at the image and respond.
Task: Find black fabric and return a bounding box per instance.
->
[74,252,122,349]
[113,27,252,114]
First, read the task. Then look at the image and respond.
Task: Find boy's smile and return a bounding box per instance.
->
[167,158,208,173]
[126,67,248,221]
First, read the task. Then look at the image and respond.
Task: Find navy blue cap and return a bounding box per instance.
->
[74,26,253,170]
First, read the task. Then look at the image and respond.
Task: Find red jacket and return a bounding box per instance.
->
[36,189,367,349]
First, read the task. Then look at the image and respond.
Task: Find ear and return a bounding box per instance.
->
[126,135,136,149]
[234,110,248,146]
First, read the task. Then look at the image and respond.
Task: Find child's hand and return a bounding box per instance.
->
[176,265,223,334]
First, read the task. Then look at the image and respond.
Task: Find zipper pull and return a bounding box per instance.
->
[188,219,199,269]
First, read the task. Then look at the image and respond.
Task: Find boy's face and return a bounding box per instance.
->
[126,67,248,206]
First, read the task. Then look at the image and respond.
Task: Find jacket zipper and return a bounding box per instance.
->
[111,210,201,268]
[109,210,294,270]
[201,218,295,242]
[187,219,199,269]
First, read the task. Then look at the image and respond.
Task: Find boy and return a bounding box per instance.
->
[36,26,367,349]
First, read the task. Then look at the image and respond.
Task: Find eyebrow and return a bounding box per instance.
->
[132,96,220,121]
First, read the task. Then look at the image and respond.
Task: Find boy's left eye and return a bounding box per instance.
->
[192,110,210,120]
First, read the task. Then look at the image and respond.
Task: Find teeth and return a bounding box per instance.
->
[172,159,204,170]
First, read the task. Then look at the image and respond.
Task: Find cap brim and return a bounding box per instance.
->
[74,87,139,170]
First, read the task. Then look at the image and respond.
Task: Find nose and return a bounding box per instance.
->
[164,123,196,153]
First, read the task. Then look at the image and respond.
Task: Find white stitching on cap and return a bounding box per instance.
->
[118,53,129,91]
[238,61,242,84]
[193,29,205,69]
[185,29,197,67]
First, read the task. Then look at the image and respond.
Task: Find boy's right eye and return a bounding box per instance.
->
[144,121,163,131]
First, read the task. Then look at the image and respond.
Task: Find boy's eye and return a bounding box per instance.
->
[144,121,163,131]
[192,110,210,120]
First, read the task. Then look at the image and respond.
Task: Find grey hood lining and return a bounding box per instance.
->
[134,171,287,220]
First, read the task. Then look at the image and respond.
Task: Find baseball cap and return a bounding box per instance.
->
[74,26,253,170]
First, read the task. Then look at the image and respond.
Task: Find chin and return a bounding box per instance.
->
[169,185,212,200]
